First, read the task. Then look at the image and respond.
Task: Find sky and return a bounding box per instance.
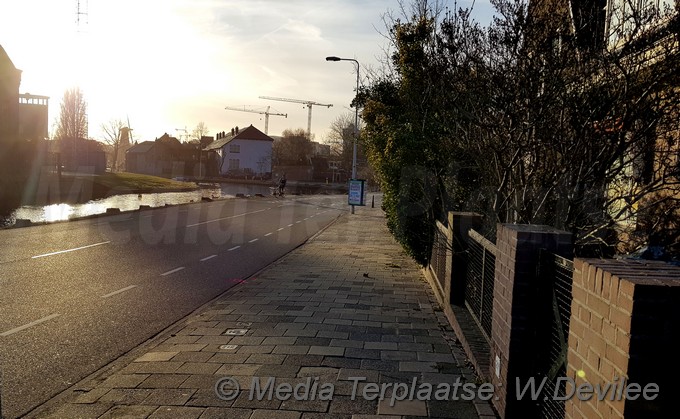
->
[1,0,493,144]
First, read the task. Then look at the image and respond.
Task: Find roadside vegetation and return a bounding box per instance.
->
[358,0,680,264]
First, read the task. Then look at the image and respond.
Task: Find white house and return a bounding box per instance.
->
[205,125,273,177]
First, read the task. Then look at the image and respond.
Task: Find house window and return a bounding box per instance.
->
[230,144,240,153]
[229,159,240,170]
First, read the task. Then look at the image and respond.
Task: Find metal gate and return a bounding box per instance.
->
[535,251,575,419]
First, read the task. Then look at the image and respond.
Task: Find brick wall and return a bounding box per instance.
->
[566,259,680,418]
[491,224,572,418]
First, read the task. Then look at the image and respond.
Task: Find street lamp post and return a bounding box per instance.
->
[326,56,359,214]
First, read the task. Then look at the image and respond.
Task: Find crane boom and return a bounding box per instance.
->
[259,96,333,137]
[224,105,287,135]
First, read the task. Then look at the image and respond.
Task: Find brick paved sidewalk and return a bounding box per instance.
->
[30,199,497,419]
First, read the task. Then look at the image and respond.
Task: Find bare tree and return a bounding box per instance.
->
[101,119,125,172]
[191,121,210,144]
[326,112,356,171]
[55,87,88,141]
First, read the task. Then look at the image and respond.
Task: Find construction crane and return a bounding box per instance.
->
[224,105,287,135]
[259,96,333,138]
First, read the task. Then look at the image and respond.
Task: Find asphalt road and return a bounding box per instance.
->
[0,194,346,418]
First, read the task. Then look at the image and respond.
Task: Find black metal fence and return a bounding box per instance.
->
[535,251,575,419]
[430,221,449,292]
[464,229,497,341]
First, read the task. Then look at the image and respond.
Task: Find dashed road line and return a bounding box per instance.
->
[200,255,217,262]
[186,207,272,228]
[161,267,185,276]
[264,233,273,237]
[249,238,259,243]
[278,228,285,231]
[32,241,111,259]
[1,314,61,337]
[101,285,137,298]
[288,224,294,227]
[228,246,241,251]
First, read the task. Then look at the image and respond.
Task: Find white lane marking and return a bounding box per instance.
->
[295,221,301,224]
[277,227,285,231]
[288,224,294,227]
[200,254,217,262]
[248,238,259,243]
[228,246,241,251]
[310,215,315,218]
[1,314,61,337]
[32,241,111,259]
[161,267,185,276]
[186,207,271,228]
[264,233,273,237]
[101,285,137,298]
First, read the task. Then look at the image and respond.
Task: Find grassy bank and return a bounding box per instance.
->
[25,172,198,206]
[94,172,197,193]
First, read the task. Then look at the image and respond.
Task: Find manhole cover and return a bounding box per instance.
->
[236,321,252,327]
[224,329,248,336]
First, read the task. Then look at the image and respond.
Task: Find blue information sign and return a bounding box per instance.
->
[348,179,365,206]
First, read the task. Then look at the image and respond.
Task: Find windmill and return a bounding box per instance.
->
[224,105,287,135]
[258,96,332,138]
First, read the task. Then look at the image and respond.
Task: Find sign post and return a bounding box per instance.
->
[348,179,366,209]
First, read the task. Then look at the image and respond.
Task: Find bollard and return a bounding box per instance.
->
[371,195,375,208]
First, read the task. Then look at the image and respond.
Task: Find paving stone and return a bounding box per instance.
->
[141,388,196,406]
[344,348,381,360]
[134,352,179,362]
[255,364,301,378]
[139,374,190,389]
[273,345,311,355]
[215,364,262,376]
[250,409,301,419]
[176,362,222,375]
[308,346,345,356]
[320,357,361,369]
[99,405,157,419]
[198,407,252,419]
[148,406,205,419]
[99,388,154,404]
[128,362,185,374]
[378,399,428,416]
[261,336,298,345]
[328,395,378,415]
[171,351,214,363]
[100,374,150,388]
[72,387,110,404]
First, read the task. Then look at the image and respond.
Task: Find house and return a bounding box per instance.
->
[204,125,273,178]
[126,133,218,178]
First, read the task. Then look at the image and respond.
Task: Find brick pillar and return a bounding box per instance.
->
[566,259,680,419]
[449,212,482,305]
[491,224,572,418]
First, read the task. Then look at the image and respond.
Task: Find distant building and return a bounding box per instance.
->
[126,133,217,178]
[19,94,49,140]
[0,45,49,142]
[204,125,273,178]
[0,44,22,141]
